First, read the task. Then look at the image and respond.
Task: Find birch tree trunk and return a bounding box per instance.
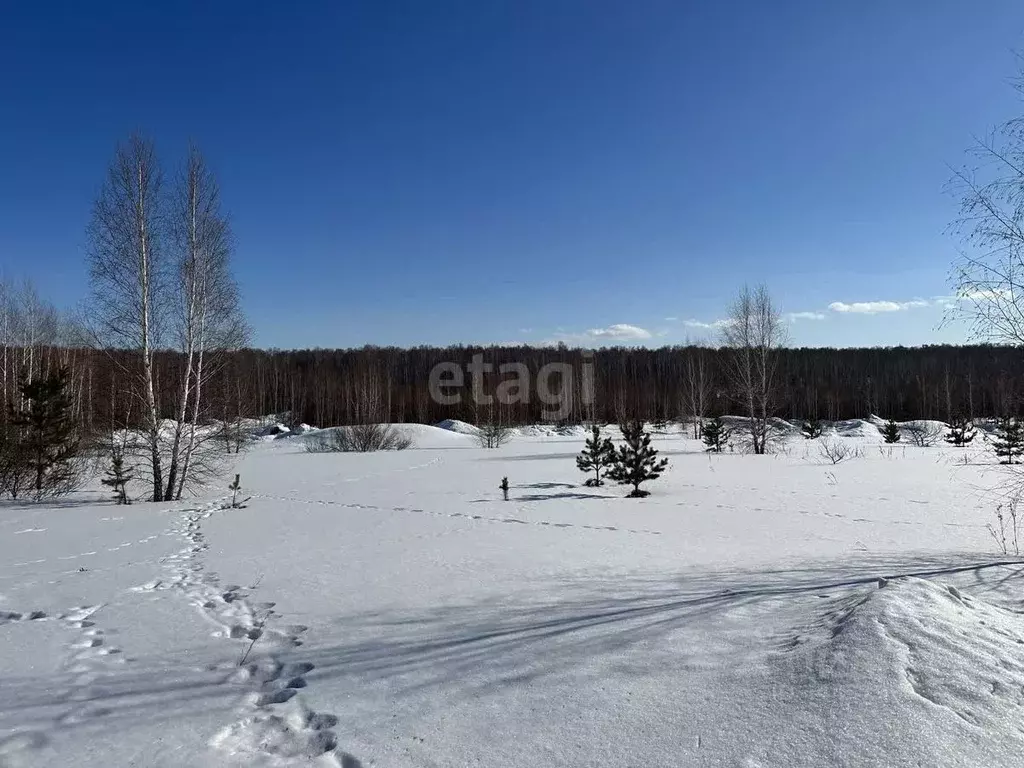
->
[87,135,166,501]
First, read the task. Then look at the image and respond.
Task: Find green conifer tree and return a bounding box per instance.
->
[101,446,133,504]
[702,416,731,453]
[607,421,669,498]
[576,425,616,486]
[10,367,80,499]
[944,415,976,447]
[880,419,901,444]
[994,415,1024,464]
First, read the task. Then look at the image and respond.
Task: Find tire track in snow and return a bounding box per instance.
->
[251,492,663,536]
[152,502,358,767]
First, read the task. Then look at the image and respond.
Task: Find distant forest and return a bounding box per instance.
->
[219,344,1024,426]
[32,343,1024,432]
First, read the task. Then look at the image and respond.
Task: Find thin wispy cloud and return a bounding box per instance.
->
[828,299,930,314]
[683,318,733,330]
[543,323,654,346]
[786,311,826,321]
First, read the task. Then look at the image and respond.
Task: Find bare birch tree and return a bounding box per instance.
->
[682,344,714,439]
[167,145,249,499]
[948,61,1024,345]
[87,135,166,501]
[721,285,786,454]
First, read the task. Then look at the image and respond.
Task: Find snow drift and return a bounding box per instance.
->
[762,577,1024,766]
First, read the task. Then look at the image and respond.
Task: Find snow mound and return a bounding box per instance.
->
[272,424,321,440]
[719,415,799,434]
[516,424,590,438]
[292,423,475,450]
[395,423,477,448]
[434,419,481,435]
[832,418,879,438]
[902,418,949,432]
[785,577,1024,765]
[255,423,291,438]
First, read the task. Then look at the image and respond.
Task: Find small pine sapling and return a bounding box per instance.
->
[228,474,252,509]
[702,416,731,453]
[10,367,81,499]
[879,419,901,444]
[801,419,823,439]
[994,415,1024,464]
[607,421,669,498]
[944,415,976,447]
[500,476,509,501]
[101,446,133,505]
[576,425,616,486]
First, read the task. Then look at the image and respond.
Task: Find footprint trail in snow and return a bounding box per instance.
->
[159,503,354,766]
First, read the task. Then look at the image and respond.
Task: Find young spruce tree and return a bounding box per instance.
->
[945,415,976,447]
[101,446,133,504]
[702,415,731,453]
[880,419,901,444]
[576,425,616,486]
[10,367,80,499]
[607,421,668,498]
[994,415,1024,464]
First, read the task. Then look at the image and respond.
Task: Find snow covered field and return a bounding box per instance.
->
[2,422,1024,767]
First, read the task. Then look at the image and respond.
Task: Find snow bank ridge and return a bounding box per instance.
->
[816,577,1024,741]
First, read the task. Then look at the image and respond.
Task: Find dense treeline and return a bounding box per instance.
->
[221,344,1024,425]
[9,343,1021,431]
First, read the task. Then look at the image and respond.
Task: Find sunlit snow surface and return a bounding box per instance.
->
[1,422,1023,767]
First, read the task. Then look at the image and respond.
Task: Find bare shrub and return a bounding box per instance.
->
[904,421,944,448]
[988,496,1021,556]
[731,419,790,455]
[304,424,413,453]
[348,423,413,452]
[819,438,861,465]
[478,423,513,449]
[304,430,344,453]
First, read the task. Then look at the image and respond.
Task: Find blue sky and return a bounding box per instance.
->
[1,1,1023,349]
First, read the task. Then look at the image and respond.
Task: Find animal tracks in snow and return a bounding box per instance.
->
[54,605,124,728]
[0,603,125,759]
[161,502,352,766]
[253,492,663,536]
[0,609,47,624]
[3,534,161,569]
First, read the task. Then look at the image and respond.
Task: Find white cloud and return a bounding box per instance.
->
[959,289,1010,301]
[585,323,652,341]
[786,311,826,322]
[931,290,1010,310]
[663,316,679,322]
[683,318,734,330]
[931,295,958,309]
[540,323,655,346]
[828,299,930,314]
